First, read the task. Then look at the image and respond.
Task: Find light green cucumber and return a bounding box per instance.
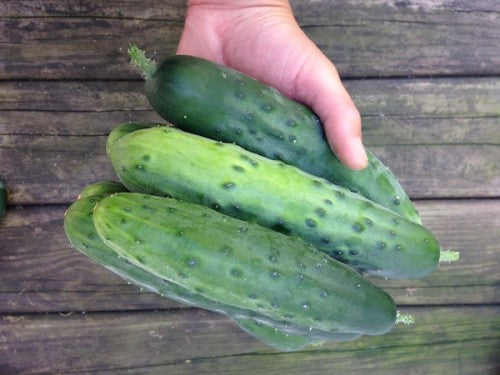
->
[93,192,397,336]
[63,189,361,349]
[128,45,420,224]
[108,126,440,279]
[106,122,158,156]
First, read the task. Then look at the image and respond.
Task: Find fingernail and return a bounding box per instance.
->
[351,138,368,170]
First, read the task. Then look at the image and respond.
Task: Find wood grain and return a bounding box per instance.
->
[0,0,186,19]
[2,136,498,204]
[296,0,500,78]
[1,0,499,79]
[1,200,497,314]
[2,77,498,141]
[0,306,498,374]
[1,1,498,372]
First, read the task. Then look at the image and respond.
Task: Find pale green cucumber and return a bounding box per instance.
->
[108,126,440,279]
[106,122,158,156]
[93,192,397,336]
[63,187,360,349]
[128,46,420,224]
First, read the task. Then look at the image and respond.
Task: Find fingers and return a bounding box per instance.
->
[175,5,225,63]
[321,93,367,170]
[291,48,368,170]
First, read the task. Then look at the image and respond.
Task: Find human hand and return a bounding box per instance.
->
[177,0,367,170]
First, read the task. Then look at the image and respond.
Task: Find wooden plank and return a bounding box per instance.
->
[349,78,500,146]
[0,110,164,137]
[1,200,498,314]
[0,306,498,374]
[0,0,186,19]
[0,16,182,80]
[373,144,499,198]
[0,135,114,204]
[1,135,497,204]
[296,0,500,78]
[0,205,177,314]
[1,78,497,141]
[3,0,499,21]
[0,77,498,204]
[0,80,147,113]
[1,1,499,79]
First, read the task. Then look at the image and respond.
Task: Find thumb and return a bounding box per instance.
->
[292,51,367,170]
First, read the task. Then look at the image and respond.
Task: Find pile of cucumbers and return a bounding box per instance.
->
[64,46,454,351]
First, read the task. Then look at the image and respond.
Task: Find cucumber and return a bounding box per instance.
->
[0,180,6,218]
[108,126,440,279]
[106,122,158,156]
[64,188,361,350]
[78,181,128,199]
[93,192,397,336]
[128,45,421,224]
[235,319,321,351]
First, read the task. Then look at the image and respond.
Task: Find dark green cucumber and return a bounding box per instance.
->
[63,190,361,349]
[0,180,6,219]
[93,192,397,335]
[128,46,420,224]
[108,126,440,279]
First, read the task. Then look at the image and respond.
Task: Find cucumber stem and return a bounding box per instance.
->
[439,250,460,263]
[395,311,415,325]
[128,44,156,79]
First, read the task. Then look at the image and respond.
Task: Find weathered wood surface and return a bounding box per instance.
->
[1,77,498,205]
[2,78,498,140]
[1,0,499,373]
[1,306,498,374]
[1,0,499,79]
[1,199,497,314]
